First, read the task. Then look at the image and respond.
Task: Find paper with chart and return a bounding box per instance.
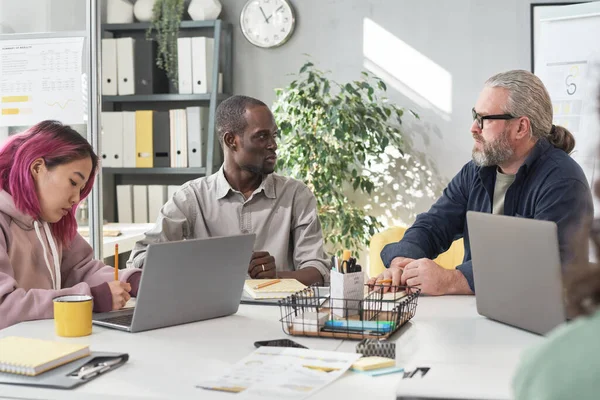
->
[542,61,587,139]
[0,37,84,127]
[196,347,361,399]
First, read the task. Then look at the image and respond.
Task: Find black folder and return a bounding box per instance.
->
[134,39,169,95]
[152,111,171,167]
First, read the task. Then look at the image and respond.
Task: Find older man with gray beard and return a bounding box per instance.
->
[369,70,593,295]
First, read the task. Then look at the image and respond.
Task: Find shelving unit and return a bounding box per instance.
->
[101,19,233,221]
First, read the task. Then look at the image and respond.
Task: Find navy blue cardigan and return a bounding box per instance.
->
[381,138,593,292]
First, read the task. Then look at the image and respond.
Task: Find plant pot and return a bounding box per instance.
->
[188,0,222,21]
[134,0,156,22]
[107,0,134,24]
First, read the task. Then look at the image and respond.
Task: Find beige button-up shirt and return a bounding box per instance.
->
[128,167,330,282]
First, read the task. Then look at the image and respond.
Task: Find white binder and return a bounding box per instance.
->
[100,112,124,168]
[116,185,134,223]
[177,37,193,94]
[116,37,135,95]
[122,111,137,168]
[101,39,118,96]
[191,37,214,94]
[147,185,168,223]
[169,109,188,167]
[186,107,208,167]
[132,185,149,223]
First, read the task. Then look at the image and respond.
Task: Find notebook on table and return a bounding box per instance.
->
[243,279,307,299]
[0,337,90,376]
[0,351,128,389]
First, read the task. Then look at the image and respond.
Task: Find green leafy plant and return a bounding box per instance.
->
[273,61,418,252]
[146,0,185,87]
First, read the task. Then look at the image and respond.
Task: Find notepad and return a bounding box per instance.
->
[0,337,90,376]
[351,356,396,371]
[243,279,307,299]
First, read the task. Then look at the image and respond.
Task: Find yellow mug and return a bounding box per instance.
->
[53,295,93,337]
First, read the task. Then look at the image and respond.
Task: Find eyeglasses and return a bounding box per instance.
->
[472,108,516,130]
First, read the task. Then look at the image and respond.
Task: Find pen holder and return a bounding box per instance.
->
[330,270,364,318]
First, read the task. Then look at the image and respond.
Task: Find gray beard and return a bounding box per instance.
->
[472,130,514,167]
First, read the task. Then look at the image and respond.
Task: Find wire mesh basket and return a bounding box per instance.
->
[278,284,420,340]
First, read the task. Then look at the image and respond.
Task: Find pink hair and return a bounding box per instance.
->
[0,121,99,247]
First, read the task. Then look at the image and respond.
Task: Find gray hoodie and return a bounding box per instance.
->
[0,190,139,329]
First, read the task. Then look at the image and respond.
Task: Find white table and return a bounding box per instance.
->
[0,297,543,400]
[80,223,154,256]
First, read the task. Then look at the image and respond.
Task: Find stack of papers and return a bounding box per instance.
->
[243,279,306,299]
[197,347,361,398]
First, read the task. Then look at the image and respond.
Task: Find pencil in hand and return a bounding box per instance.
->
[114,244,119,281]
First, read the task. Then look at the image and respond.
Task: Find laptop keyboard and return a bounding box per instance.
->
[102,313,133,327]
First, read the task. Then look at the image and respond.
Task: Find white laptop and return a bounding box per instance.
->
[93,234,255,333]
[467,211,566,335]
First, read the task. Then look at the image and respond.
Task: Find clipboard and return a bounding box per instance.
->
[0,352,128,390]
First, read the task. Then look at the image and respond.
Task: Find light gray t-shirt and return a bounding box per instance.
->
[127,167,331,282]
[492,169,516,215]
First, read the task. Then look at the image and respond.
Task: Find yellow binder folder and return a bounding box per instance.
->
[135,110,154,168]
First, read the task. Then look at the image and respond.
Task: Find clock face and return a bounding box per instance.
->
[240,0,296,48]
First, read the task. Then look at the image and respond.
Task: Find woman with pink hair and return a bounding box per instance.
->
[0,120,140,329]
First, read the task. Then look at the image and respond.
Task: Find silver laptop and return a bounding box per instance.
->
[467,211,566,335]
[93,234,255,333]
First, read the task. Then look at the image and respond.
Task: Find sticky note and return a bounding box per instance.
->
[351,356,395,371]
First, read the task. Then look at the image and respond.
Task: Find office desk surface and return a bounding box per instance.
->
[0,297,543,400]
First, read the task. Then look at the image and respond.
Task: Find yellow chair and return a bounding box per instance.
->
[368,226,465,277]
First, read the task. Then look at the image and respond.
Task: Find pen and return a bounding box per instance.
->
[377,279,392,284]
[342,249,352,262]
[114,244,118,281]
[253,278,281,290]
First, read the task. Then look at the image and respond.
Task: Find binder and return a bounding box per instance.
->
[135,110,153,168]
[100,112,124,168]
[147,185,167,223]
[152,111,170,168]
[191,37,214,94]
[177,37,193,94]
[169,109,188,168]
[133,185,149,223]
[101,39,118,96]
[0,352,128,389]
[186,106,208,167]
[116,37,135,95]
[122,111,137,168]
[116,185,134,223]
[134,39,168,95]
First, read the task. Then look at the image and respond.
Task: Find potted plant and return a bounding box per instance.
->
[146,0,185,87]
[273,62,420,252]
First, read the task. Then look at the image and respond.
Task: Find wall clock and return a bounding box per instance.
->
[240,0,296,48]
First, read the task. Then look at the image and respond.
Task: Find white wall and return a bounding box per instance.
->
[218,0,577,226]
[0,0,51,33]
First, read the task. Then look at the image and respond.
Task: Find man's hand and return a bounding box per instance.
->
[401,258,456,295]
[248,251,277,279]
[367,257,414,293]
[108,281,131,310]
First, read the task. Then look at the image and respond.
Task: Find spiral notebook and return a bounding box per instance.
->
[0,337,90,376]
[243,279,307,299]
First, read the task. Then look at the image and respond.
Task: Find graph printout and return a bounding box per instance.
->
[0,37,85,127]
